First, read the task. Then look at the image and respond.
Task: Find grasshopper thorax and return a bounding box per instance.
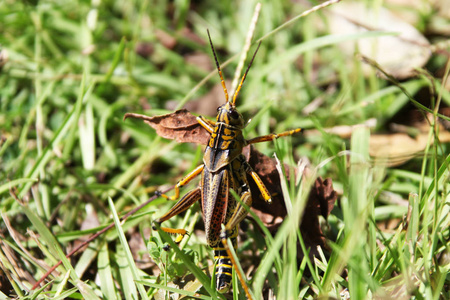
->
[216,102,245,129]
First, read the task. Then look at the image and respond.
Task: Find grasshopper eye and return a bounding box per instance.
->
[230,110,239,119]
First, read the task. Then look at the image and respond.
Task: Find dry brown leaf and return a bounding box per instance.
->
[154,29,177,49]
[135,42,154,59]
[369,112,450,166]
[374,272,420,300]
[328,2,431,79]
[369,131,450,166]
[124,109,210,145]
[305,118,377,139]
[246,142,337,257]
[305,111,450,167]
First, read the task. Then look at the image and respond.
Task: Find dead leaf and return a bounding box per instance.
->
[369,131,450,166]
[135,42,154,59]
[243,145,288,224]
[245,144,337,258]
[369,112,450,166]
[179,27,206,46]
[124,109,210,145]
[155,29,177,49]
[304,118,377,139]
[328,2,431,79]
[70,204,101,269]
[374,272,420,300]
[300,177,337,258]
[305,111,450,166]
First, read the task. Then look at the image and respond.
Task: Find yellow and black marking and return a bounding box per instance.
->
[158,165,204,201]
[153,31,302,297]
[246,128,303,145]
[213,246,235,293]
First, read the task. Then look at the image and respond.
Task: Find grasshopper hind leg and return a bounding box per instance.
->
[216,171,253,295]
[154,187,201,243]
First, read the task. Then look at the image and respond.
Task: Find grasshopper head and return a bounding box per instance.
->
[216,102,245,128]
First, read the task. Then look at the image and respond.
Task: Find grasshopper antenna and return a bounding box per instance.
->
[231,42,261,105]
[207,29,229,103]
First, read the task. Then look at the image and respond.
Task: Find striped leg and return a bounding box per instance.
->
[216,164,254,297]
[158,164,204,201]
[197,115,215,133]
[155,187,201,242]
[246,128,302,144]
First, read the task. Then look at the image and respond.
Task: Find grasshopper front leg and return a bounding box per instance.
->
[223,185,252,236]
[197,115,215,133]
[220,156,270,240]
[246,128,302,145]
[156,164,204,241]
[217,167,253,296]
[158,164,204,201]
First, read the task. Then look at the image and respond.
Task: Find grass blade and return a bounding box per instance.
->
[108,197,149,300]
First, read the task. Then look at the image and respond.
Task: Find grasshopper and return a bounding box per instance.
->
[155,31,302,294]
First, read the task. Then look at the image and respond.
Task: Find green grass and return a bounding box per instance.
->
[1,0,449,299]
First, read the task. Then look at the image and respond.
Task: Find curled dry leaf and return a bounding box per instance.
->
[301,177,338,257]
[124,109,210,145]
[125,110,338,258]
